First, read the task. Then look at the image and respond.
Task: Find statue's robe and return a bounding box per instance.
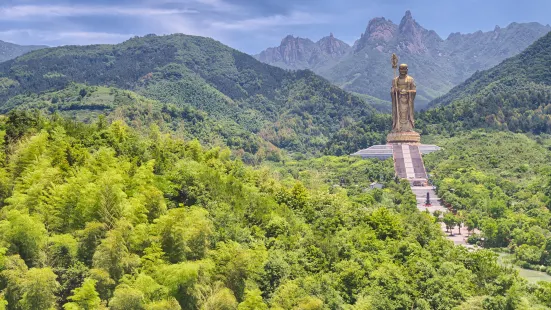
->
[391,75,416,132]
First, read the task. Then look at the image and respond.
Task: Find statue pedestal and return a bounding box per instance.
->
[387,131,421,144]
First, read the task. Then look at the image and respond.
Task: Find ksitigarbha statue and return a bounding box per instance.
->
[387,53,421,144]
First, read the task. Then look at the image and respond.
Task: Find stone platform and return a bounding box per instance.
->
[351,144,440,160]
[387,131,421,144]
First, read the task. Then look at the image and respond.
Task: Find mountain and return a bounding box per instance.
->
[0,40,46,63]
[0,34,386,156]
[256,11,551,109]
[255,33,351,71]
[419,31,551,136]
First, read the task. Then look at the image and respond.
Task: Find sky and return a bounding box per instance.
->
[1,0,551,54]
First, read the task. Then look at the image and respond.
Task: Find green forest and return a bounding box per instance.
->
[0,83,281,164]
[1,111,551,309]
[423,132,551,271]
[419,31,551,136]
[0,26,550,310]
[0,34,386,156]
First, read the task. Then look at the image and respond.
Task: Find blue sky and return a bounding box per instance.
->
[1,0,550,54]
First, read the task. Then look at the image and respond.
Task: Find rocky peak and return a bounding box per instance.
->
[396,10,442,54]
[317,33,351,57]
[447,32,461,39]
[398,10,418,35]
[256,33,350,69]
[353,11,443,54]
[271,35,315,65]
[366,17,397,42]
[354,17,397,52]
[280,35,313,46]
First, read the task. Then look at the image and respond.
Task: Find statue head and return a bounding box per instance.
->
[399,64,408,76]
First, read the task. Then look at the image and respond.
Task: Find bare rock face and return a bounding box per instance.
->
[354,17,397,53]
[280,35,314,64]
[256,10,551,109]
[318,33,349,57]
[255,34,350,70]
[256,35,317,67]
[397,10,442,54]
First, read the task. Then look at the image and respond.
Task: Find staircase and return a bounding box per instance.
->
[391,143,474,248]
[392,144,428,184]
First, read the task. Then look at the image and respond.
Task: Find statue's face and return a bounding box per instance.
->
[399,66,408,76]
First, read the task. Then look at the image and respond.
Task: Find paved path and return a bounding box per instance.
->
[412,186,446,212]
[390,143,477,249]
[412,185,476,249]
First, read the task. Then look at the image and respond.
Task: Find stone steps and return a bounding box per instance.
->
[392,144,428,182]
[393,151,474,249]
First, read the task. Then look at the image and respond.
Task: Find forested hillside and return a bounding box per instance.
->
[420,31,551,135]
[424,131,551,274]
[0,83,282,163]
[0,34,385,155]
[0,112,550,309]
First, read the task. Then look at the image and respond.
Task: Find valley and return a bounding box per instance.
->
[0,6,550,309]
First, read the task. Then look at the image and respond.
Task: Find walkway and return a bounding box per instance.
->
[392,144,474,248]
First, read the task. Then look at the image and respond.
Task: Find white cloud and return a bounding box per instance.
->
[142,12,209,36]
[209,11,331,30]
[0,29,133,45]
[194,0,241,12]
[144,0,239,13]
[0,5,197,19]
[0,0,333,52]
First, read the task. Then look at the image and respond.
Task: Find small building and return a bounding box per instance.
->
[370,182,384,189]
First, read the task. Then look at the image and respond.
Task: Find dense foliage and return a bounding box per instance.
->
[2,25,551,310]
[424,131,551,273]
[0,34,383,155]
[0,112,547,309]
[0,83,282,163]
[322,113,391,156]
[420,31,551,135]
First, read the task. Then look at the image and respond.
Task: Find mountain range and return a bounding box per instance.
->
[0,40,47,63]
[0,34,387,157]
[255,11,551,109]
[0,13,550,156]
[418,30,551,136]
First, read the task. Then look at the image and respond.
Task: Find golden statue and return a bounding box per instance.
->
[387,54,420,144]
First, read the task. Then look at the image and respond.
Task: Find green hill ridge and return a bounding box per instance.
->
[0,34,385,156]
[420,31,551,135]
